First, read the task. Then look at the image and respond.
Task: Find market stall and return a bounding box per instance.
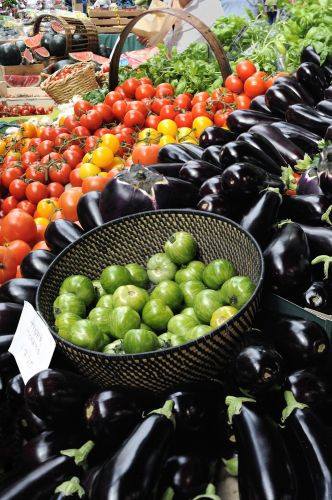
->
[0,0,332,498]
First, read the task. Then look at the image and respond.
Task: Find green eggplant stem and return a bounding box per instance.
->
[149,400,176,427]
[61,440,94,468]
[311,255,332,279]
[321,206,332,226]
[223,456,238,477]
[281,390,308,423]
[225,395,256,425]
[54,477,85,498]
[192,483,222,500]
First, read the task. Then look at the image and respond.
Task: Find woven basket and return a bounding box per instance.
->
[40,62,98,104]
[37,210,264,392]
[96,70,108,88]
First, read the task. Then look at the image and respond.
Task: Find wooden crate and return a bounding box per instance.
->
[89,8,144,35]
[1,64,45,76]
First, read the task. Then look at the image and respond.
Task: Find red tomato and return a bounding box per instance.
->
[1,166,23,188]
[84,136,99,153]
[160,105,178,120]
[39,127,56,142]
[25,164,47,183]
[16,265,22,278]
[49,163,71,184]
[191,92,210,106]
[145,115,162,129]
[40,152,62,165]
[132,144,160,165]
[253,70,269,80]
[48,182,65,198]
[64,115,79,131]
[191,102,215,119]
[139,77,153,86]
[29,138,42,149]
[127,101,149,117]
[123,110,145,128]
[1,209,37,243]
[112,101,128,122]
[54,133,72,152]
[74,100,93,117]
[59,188,82,221]
[150,98,172,115]
[26,182,49,204]
[175,112,194,128]
[62,149,82,169]
[114,86,126,99]
[94,103,114,123]
[225,74,244,94]
[211,87,234,106]
[111,124,125,135]
[33,240,50,251]
[214,110,228,127]
[82,176,109,193]
[155,83,174,98]
[7,240,31,265]
[94,128,112,138]
[173,94,192,111]
[2,196,18,215]
[244,75,267,98]
[37,140,54,158]
[69,168,83,187]
[236,60,257,82]
[80,110,103,132]
[135,84,155,100]
[234,94,251,110]
[72,126,90,138]
[123,78,141,98]
[0,246,17,283]
[21,151,39,169]
[9,179,26,200]
[104,91,123,107]
[17,200,36,216]
[53,127,70,137]
[66,144,83,156]
[34,223,46,242]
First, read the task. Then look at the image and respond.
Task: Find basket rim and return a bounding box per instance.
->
[36,209,265,360]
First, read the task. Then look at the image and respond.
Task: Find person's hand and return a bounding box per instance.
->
[137,36,149,46]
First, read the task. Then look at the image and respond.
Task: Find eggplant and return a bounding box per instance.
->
[286,369,330,411]
[237,131,286,168]
[317,99,332,116]
[325,86,332,99]
[281,391,332,500]
[0,302,23,334]
[76,191,103,233]
[0,278,40,307]
[18,406,51,441]
[250,94,275,114]
[301,46,321,66]
[263,222,311,299]
[274,76,316,106]
[0,334,14,354]
[0,349,16,379]
[325,124,332,141]
[297,168,324,195]
[45,219,84,255]
[301,281,331,313]
[286,104,332,136]
[158,144,200,163]
[6,374,24,409]
[201,145,222,167]
[179,160,222,186]
[298,223,332,258]
[279,194,331,226]
[24,369,95,427]
[220,162,284,199]
[199,126,236,148]
[197,194,238,220]
[21,250,56,280]
[271,122,321,155]
[198,176,223,198]
[149,163,183,177]
[233,345,285,397]
[219,140,281,175]
[249,123,305,166]
[99,165,199,223]
[239,188,282,249]
[296,62,328,101]
[317,144,332,195]
[84,389,143,447]
[50,476,85,500]
[226,396,297,500]
[311,255,332,291]
[92,401,175,499]
[267,316,329,369]
[265,83,304,117]
[226,109,279,134]
[180,143,204,159]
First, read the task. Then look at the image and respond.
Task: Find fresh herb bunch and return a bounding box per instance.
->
[81,87,108,105]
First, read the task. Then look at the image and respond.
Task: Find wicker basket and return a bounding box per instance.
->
[40,62,98,104]
[96,70,109,88]
[37,210,264,393]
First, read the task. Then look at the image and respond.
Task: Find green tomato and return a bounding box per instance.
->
[96,294,113,310]
[70,319,105,351]
[109,306,141,339]
[193,289,224,324]
[181,307,200,322]
[147,253,177,284]
[55,312,81,341]
[180,280,206,307]
[125,263,149,289]
[59,275,95,306]
[202,259,237,290]
[220,276,256,309]
[187,324,213,340]
[167,314,199,336]
[53,293,86,319]
[150,280,183,310]
[142,299,173,332]
[92,280,106,301]
[88,307,113,336]
[210,306,238,329]
[123,329,160,354]
[175,261,205,284]
[158,332,172,347]
[112,285,149,313]
[170,333,187,347]
[103,339,123,355]
[140,323,154,332]
[164,231,197,265]
[100,265,131,294]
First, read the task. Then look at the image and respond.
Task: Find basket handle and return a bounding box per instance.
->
[109,7,232,90]
[33,14,73,54]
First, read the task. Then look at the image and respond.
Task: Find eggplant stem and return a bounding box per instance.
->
[281,391,308,423]
[225,395,255,425]
[54,476,85,498]
[148,400,176,427]
[61,440,94,469]
[321,205,332,226]
[161,487,175,500]
[222,456,238,477]
[192,484,222,500]
[277,219,293,228]
[311,255,332,280]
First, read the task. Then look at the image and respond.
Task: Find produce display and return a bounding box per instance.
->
[0,103,54,118]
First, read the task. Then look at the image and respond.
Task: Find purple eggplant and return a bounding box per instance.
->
[240,188,282,249]
[21,250,55,281]
[45,219,84,255]
[198,175,223,198]
[274,76,316,106]
[179,160,222,186]
[263,222,312,299]
[226,109,279,134]
[199,126,236,148]
[271,122,321,155]
[237,131,286,168]
[0,278,39,307]
[158,144,200,163]
[6,374,24,409]
[250,94,275,114]
[286,104,332,136]
[18,406,51,441]
[300,46,321,66]
[317,144,332,195]
[297,168,324,195]
[325,125,332,141]
[265,83,304,117]
[197,194,238,220]
[149,163,183,177]
[0,334,14,355]
[286,369,330,411]
[77,191,103,232]
[99,165,198,223]
[180,143,204,159]
[298,223,332,258]
[279,194,332,226]
[219,140,281,175]
[201,145,222,167]
[296,62,328,101]
[301,281,331,313]
[325,86,332,99]
[0,302,23,334]
[317,99,332,116]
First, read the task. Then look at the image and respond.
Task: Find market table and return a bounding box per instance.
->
[98,33,143,54]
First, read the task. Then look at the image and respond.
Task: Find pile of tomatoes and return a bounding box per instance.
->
[0,103,54,118]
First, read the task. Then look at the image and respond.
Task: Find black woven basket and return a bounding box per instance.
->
[37,210,264,392]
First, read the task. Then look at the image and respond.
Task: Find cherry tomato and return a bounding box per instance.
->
[112,101,128,122]
[192,116,213,138]
[25,181,49,204]
[84,136,99,153]
[123,110,145,128]
[173,94,192,111]
[9,179,26,200]
[0,246,17,284]
[175,112,194,128]
[191,92,210,106]
[64,115,79,131]
[236,60,257,82]
[82,176,109,193]
[145,115,162,129]
[132,144,160,165]
[49,163,71,184]
[29,138,41,149]
[66,144,83,156]
[151,98,172,115]
[100,134,120,154]
[214,110,228,127]
[2,196,18,215]
[1,166,23,188]
[123,78,141,98]
[40,152,62,165]
[37,140,54,158]
[192,102,214,119]
[155,83,174,98]
[104,91,122,107]
[72,126,90,139]
[34,223,46,242]
[59,188,82,221]
[80,110,103,132]
[54,133,73,152]
[25,164,47,183]
[1,209,37,243]
[74,100,93,117]
[17,200,36,216]
[37,198,59,219]
[53,127,70,138]
[135,84,155,100]
[94,128,112,139]
[160,105,178,120]
[114,86,126,99]
[62,149,82,169]
[21,122,37,139]
[94,103,114,123]
[69,168,83,187]
[48,182,65,198]
[91,146,114,168]
[244,75,267,98]
[211,87,234,106]
[39,127,56,142]
[16,265,22,278]
[79,163,101,179]
[139,77,153,86]
[7,239,31,265]
[234,94,251,110]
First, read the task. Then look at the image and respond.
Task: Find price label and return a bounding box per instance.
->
[9,301,56,384]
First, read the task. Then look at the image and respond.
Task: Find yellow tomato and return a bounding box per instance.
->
[159,135,176,146]
[5,150,20,161]
[21,122,37,139]
[91,146,114,168]
[34,217,49,227]
[20,138,31,153]
[112,156,125,167]
[181,138,199,145]
[192,116,213,138]
[0,139,6,155]
[138,128,160,144]
[158,119,178,138]
[37,199,59,219]
[79,163,101,180]
[98,171,108,177]
[82,152,92,164]
[176,127,196,143]
[58,116,66,126]
[101,134,120,153]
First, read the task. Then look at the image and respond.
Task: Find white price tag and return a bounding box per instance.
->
[9,301,56,384]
